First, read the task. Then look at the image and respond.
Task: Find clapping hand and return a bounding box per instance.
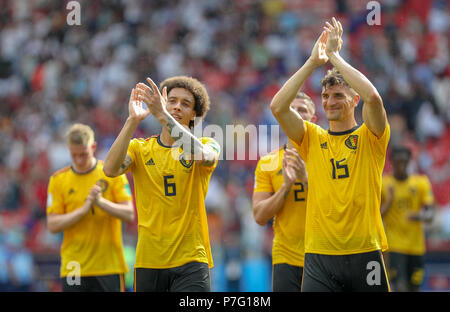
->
[135,77,169,120]
[324,17,343,56]
[309,30,329,67]
[128,87,151,122]
[282,148,307,187]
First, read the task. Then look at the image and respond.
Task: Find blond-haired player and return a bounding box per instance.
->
[46,123,134,291]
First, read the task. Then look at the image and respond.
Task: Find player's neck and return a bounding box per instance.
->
[159,128,175,147]
[394,173,409,181]
[72,157,97,174]
[329,118,357,133]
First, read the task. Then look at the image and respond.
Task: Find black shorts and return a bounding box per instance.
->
[302,250,390,292]
[272,263,303,292]
[62,274,125,292]
[387,252,425,291]
[134,261,210,292]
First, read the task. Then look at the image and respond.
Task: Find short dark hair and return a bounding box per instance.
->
[160,76,210,128]
[321,67,356,96]
[390,145,411,161]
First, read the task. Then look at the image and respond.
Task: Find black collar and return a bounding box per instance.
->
[157,135,174,148]
[71,160,98,175]
[328,125,360,136]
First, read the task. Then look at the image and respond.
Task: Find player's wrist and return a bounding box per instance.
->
[82,201,92,213]
[305,57,322,68]
[326,51,340,62]
[150,106,169,125]
[281,180,295,190]
[298,174,308,184]
[157,110,170,124]
[94,195,104,207]
[126,116,142,127]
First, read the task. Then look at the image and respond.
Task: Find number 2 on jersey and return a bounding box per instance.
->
[294,182,305,201]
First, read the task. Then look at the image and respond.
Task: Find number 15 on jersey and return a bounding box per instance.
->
[330,158,349,179]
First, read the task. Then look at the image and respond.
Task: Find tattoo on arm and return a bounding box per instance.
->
[202,159,215,167]
[119,155,132,173]
[166,119,202,157]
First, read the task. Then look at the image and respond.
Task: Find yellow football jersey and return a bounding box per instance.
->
[382,175,434,255]
[291,121,390,255]
[127,135,220,269]
[254,146,307,267]
[46,160,132,277]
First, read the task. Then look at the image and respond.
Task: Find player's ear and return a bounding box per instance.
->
[91,141,97,153]
[311,115,317,123]
[353,94,360,107]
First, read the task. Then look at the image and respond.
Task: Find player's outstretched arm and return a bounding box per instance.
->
[136,77,218,166]
[324,17,387,137]
[104,88,146,177]
[253,149,306,225]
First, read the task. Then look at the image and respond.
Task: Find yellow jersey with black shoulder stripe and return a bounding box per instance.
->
[254,145,307,267]
[127,135,220,269]
[382,174,434,255]
[46,160,132,277]
[290,121,390,255]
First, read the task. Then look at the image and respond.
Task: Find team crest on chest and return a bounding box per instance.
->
[179,154,194,168]
[97,179,109,192]
[345,135,358,150]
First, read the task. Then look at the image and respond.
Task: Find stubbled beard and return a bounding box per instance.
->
[326,112,340,121]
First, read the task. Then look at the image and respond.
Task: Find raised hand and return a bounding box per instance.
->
[128,87,151,122]
[135,77,168,120]
[282,148,307,187]
[309,30,329,67]
[324,17,343,56]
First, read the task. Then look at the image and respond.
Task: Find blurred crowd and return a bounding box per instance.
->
[0,0,449,291]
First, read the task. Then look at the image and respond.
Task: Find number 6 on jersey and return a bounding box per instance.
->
[164,175,176,196]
